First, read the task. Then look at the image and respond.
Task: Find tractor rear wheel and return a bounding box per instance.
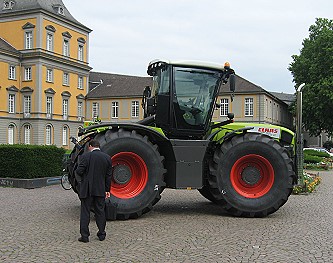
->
[208,133,294,217]
[94,129,166,220]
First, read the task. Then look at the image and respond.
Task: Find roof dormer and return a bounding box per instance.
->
[53,4,65,16]
[3,0,15,10]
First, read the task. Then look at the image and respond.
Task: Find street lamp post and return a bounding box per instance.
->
[296,83,305,186]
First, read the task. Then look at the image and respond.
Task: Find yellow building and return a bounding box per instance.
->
[0,0,91,148]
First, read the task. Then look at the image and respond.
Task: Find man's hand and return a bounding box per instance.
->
[105,192,110,199]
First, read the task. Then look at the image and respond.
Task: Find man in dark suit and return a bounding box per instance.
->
[75,139,112,243]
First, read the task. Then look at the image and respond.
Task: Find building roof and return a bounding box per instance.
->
[0,0,91,32]
[0,37,19,54]
[220,75,265,94]
[87,72,152,99]
[269,91,295,105]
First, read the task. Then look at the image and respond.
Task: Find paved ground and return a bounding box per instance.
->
[0,171,332,263]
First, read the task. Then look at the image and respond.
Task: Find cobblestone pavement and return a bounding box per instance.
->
[0,171,332,263]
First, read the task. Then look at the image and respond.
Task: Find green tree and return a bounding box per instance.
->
[289,18,333,136]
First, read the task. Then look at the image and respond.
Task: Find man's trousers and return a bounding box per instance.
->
[80,196,106,239]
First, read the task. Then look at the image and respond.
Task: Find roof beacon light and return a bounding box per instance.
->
[224,62,230,69]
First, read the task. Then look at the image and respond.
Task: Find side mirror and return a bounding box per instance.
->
[229,74,235,92]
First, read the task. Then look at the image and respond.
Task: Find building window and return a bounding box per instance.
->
[24,124,31,145]
[63,39,69,56]
[112,101,119,118]
[25,31,33,49]
[63,72,69,86]
[24,67,32,81]
[8,124,14,144]
[46,125,52,145]
[131,101,139,118]
[245,98,254,116]
[62,126,68,146]
[78,45,84,61]
[46,68,53,82]
[9,94,15,113]
[92,102,99,119]
[9,65,16,79]
[46,96,52,118]
[63,99,68,119]
[46,33,53,51]
[78,76,83,89]
[24,95,31,114]
[78,101,83,118]
[220,98,229,116]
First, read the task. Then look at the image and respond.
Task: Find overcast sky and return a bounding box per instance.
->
[63,0,333,94]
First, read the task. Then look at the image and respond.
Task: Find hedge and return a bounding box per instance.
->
[0,144,66,179]
[304,153,323,164]
[303,149,330,158]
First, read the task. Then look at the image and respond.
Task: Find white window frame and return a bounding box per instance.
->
[63,39,69,57]
[46,33,53,51]
[63,72,69,86]
[78,101,83,118]
[25,31,33,49]
[9,65,16,80]
[220,98,229,116]
[9,94,15,113]
[24,95,31,114]
[92,102,99,119]
[245,98,254,116]
[131,101,139,118]
[24,67,32,81]
[24,124,31,145]
[78,44,84,61]
[46,96,53,117]
[112,101,119,119]
[63,99,68,119]
[78,76,83,89]
[46,68,53,82]
[8,124,14,145]
[62,126,68,146]
[46,125,52,145]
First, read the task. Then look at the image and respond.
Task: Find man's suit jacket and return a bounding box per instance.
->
[75,149,112,199]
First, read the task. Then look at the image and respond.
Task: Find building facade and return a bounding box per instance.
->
[0,1,296,149]
[0,0,91,148]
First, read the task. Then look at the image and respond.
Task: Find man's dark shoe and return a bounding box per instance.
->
[98,235,105,241]
[78,237,89,243]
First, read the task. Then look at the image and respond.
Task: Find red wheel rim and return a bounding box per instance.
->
[230,154,274,198]
[111,152,148,199]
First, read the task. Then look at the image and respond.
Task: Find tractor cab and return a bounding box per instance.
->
[144,60,235,139]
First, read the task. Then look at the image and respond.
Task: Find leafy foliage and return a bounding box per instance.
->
[289,18,333,136]
[0,145,66,179]
[293,172,321,194]
[303,149,330,158]
[323,140,333,150]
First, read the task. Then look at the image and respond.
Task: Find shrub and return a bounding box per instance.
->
[303,149,330,158]
[303,153,323,164]
[0,144,66,179]
[323,140,333,151]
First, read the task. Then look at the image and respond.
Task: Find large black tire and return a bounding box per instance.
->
[208,133,294,217]
[198,185,226,205]
[94,129,166,220]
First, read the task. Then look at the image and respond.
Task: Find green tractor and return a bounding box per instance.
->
[67,59,295,220]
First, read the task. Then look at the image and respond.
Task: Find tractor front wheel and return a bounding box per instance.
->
[208,133,294,217]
